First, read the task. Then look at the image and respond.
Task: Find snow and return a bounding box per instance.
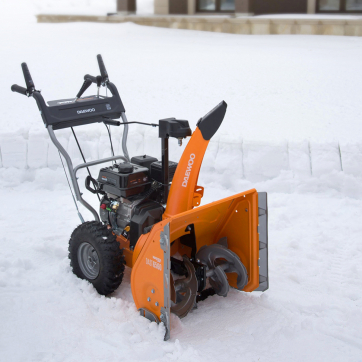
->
[33,0,154,15]
[1,186,361,362]
[1,0,362,361]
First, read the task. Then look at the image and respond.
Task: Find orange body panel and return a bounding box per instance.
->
[130,188,260,321]
[122,122,262,329]
[164,128,209,218]
[116,235,133,267]
[130,220,170,320]
[168,188,260,292]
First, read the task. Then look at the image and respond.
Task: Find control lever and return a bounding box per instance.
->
[21,62,35,93]
[11,63,37,97]
[84,74,97,83]
[97,54,108,83]
[75,78,93,101]
[96,76,102,97]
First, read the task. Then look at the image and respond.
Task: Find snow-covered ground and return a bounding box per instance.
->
[1,0,362,361]
[1,187,361,362]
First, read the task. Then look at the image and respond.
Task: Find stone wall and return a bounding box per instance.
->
[36,14,362,36]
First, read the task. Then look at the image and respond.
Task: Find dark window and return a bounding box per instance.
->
[252,0,307,15]
[169,0,188,14]
[197,0,235,12]
[317,0,362,12]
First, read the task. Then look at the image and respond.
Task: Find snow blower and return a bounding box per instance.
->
[11,55,269,340]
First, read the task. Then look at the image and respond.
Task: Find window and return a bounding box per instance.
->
[199,0,216,11]
[197,0,235,12]
[346,0,362,10]
[319,0,340,10]
[317,0,362,11]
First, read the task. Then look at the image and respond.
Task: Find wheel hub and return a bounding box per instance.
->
[77,242,100,280]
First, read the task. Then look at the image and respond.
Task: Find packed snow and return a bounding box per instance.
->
[1,0,362,361]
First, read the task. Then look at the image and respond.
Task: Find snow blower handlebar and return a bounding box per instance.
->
[11,84,28,96]
[11,62,36,97]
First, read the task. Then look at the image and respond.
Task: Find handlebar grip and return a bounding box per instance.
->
[76,79,93,99]
[21,62,35,90]
[11,84,28,95]
[97,54,108,81]
[84,74,97,83]
[104,120,121,126]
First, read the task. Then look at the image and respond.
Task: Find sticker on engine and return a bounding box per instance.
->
[146,256,162,271]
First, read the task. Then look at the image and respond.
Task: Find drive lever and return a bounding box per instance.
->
[75,78,93,101]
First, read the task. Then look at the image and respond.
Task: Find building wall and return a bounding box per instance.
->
[154,0,169,15]
[308,0,317,13]
[155,0,314,15]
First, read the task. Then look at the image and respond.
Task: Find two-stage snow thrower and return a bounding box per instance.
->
[11,55,268,340]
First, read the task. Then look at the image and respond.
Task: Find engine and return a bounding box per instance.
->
[97,155,178,249]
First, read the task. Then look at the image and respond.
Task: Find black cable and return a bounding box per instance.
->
[104,123,115,163]
[120,121,158,127]
[71,127,101,202]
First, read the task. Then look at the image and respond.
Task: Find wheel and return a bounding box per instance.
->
[68,221,124,295]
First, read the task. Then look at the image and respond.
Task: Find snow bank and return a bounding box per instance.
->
[0,129,360,187]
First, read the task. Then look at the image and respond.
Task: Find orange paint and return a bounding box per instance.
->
[164,128,208,218]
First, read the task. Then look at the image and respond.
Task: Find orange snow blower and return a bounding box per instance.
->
[12,55,268,340]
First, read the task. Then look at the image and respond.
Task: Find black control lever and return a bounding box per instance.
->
[21,62,35,92]
[75,78,93,100]
[84,74,97,83]
[96,76,102,97]
[97,54,108,83]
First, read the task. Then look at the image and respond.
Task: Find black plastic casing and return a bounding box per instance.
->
[131,155,158,171]
[159,118,191,139]
[130,201,164,248]
[97,163,150,198]
[197,101,227,141]
[32,82,125,130]
[150,160,178,183]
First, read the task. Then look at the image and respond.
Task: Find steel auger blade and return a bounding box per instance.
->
[196,243,248,297]
[170,256,198,319]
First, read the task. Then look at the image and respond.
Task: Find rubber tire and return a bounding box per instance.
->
[69,221,124,296]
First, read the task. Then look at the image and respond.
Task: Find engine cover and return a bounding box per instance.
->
[98,162,151,198]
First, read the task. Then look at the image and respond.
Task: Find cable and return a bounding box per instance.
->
[104,123,115,165]
[58,150,85,223]
[121,121,158,127]
[71,127,101,202]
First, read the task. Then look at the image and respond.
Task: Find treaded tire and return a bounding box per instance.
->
[69,221,124,296]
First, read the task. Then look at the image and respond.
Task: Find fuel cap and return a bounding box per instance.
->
[117,162,134,174]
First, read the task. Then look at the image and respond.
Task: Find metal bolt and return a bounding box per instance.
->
[245,208,248,212]
[147,297,151,302]
[151,289,155,294]
[196,259,200,263]
[155,302,159,306]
